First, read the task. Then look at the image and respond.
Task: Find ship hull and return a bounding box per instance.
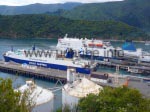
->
[80,54,115,61]
[79,54,144,63]
[3,55,91,74]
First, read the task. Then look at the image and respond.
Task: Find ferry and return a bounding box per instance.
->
[120,40,150,63]
[57,34,115,61]
[3,47,98,74]
[56,34,150,63]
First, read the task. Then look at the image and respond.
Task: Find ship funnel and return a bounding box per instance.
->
[122,40,136,51]
[67,68,76,83]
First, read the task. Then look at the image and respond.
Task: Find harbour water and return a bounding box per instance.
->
[0,38,150,110]
[0,38,61,110]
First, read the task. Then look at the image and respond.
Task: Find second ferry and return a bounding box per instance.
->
[56,34,150,63]
[3,46,98,74]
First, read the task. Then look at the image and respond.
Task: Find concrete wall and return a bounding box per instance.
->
[62,89,79,111]
[32,99,54,112]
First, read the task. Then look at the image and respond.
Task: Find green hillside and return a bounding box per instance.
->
[62,0,150,32]
[0,15,148,40]
[0,2,82,15]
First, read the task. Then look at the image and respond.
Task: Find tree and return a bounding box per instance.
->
[78,86,150,112]
[0,14,148,40]
[56,105,71,112]
[0,78,33,112]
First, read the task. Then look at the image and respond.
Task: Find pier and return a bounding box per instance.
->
[91,71,150,97]
[0,60,67,83]
[0,60,150,97]
[97,60,150,74]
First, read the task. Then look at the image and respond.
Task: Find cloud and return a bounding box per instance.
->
[0,0,123,6]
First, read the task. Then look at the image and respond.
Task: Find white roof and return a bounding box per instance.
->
[64,78,103,98]
[17,82,54,105]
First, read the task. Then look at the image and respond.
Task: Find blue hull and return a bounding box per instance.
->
[4,56,91,74]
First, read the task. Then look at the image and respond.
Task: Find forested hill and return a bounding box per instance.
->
[62,0,150,32]
[0,2,82,15]
[0,15,148,40]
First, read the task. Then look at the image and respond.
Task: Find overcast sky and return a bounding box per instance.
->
[0,0,123,6]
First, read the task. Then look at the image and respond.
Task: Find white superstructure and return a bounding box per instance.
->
[4,48,97,74]
[57,35,150,63]
[57,34,114,58]
[5,50,90,68]
[120,40,150,62]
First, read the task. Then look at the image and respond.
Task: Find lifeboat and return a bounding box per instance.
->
[88,43,103,47]
[96,43,103,47]
[88,43,95,47]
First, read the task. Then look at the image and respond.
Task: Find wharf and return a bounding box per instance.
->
[0,60,67,83]
[0,60,149,97]
[91,71,150,97]
[97,61,150,74]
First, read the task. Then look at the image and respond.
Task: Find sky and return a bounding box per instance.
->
[0,0,123,6]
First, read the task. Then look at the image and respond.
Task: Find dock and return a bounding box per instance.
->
[0,61,67,83]
[0,60,91,83]
[97,60,150,74]
[91,71,150,97]
[0,60,150,97]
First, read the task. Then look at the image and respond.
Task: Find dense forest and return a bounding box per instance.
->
[0,14,149,40]
[0,0,149,40]
[61,0,150,34]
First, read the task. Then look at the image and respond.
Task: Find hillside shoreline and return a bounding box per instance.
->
[0,36,148,43]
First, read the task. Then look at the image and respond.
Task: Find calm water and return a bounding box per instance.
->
[0,38,149,110]
[0,38,61,110]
